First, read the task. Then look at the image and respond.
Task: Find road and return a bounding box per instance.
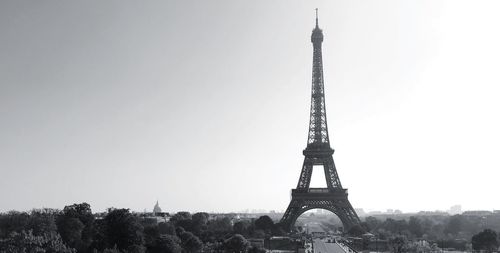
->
[307,222,325,234]
[313,239,347,253]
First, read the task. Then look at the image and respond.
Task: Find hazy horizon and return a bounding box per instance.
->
[1,0,500,214]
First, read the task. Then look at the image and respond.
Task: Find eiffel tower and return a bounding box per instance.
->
[280,10,361,232]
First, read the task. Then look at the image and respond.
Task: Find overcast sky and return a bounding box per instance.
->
[1,0,499,214]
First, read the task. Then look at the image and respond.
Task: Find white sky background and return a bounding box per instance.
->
[1,0,499,213]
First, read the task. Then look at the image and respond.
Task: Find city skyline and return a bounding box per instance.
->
[1,1,500,214]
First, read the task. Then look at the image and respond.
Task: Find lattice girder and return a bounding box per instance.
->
[296,156,342,189]
[281,196,360,232]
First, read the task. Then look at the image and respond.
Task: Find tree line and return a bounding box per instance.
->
[0,203,283,253]
[356,214,500,252]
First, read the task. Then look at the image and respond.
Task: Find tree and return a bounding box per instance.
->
[143,224,160,248]
[103,208,144,252]
[149,234,182,253]
[56,217,84,249]
[348,224,365,237]
[471,229,499,252]
[364,216,381,232]
[127,244,146,253]
[389,236,408,253]
[170,212,192,225]
[179,231,203,252]
[158,222,176,236]
[252,229,266,239]
[191,212,209,235]
[60,203,95,246]
[0,211,30,237]
[207,217,232,233]
[192,213,209,226]
[407,240,431,253]
[254,216,274,231]
[408,217,423,238]
[223,234,250,253]
[171,212,194,233]
[0,230,76,253]
[56,203,94,251]
[444,215,463,236]
[271,224,286,236]
[233,221,249,236]
[27,209,59,236]
[383,219,409,235]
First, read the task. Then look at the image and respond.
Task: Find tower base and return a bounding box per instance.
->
[280,188,360,232]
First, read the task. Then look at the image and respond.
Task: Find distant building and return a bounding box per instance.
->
[448,205,462,215]
[417,210,448,216]
[462,210,492,216]
[153,201,162,215]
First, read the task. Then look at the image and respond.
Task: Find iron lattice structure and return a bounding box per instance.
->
[280,12,361,232]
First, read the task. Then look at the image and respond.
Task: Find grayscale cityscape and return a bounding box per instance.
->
[1,1,500,253]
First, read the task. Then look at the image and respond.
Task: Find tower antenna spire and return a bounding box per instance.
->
[315,8,319,27]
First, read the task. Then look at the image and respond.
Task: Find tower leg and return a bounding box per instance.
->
[297,158,314,189]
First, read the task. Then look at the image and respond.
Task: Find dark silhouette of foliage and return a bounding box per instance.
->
[179,231,203,252]
[102,208,144,252]
[175,226,186,236]
[444,215,463,236]
[27,209,59,236]
[252,229,266,239]
[348,224,366,237]
[271,223,286,236]
[222,234,250,253]
[233,221,250,236]
[472,229,499,252]
[365,216,381,232]
[8,202,500,253]
[158,222,176,236]
[170,211,208,235]
[0,211,30,237]
[143,223,160,248]
[0,230,75,253]
[192,213,209,226]
[126,244,146,253]
[57,217,84,249]
[89,218,108,251]
[207,217,232,233]
[408,217,423,238]
[170,212,192,225]
[191,212,209,235]
[254,216,274,231]
[57,202,95,252]
[148,234,182,253]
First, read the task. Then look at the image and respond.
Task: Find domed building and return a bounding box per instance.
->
[153,200,162,215]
